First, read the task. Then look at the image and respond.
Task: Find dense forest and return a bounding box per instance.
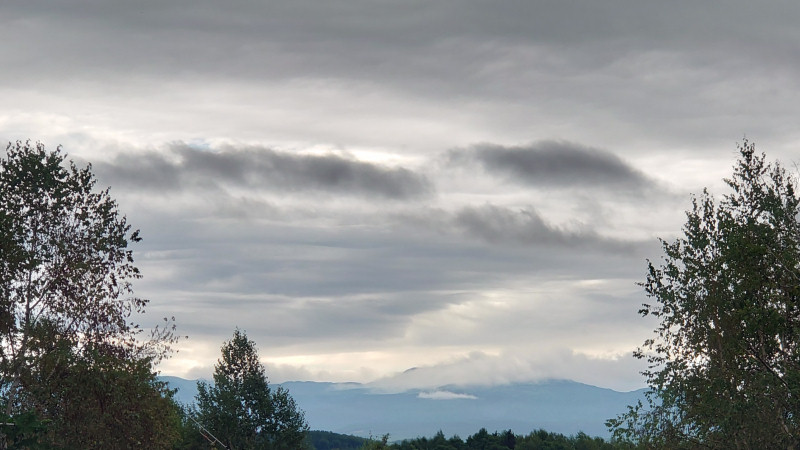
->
[308,430,369,449]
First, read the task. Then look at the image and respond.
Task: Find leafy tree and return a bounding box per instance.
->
[0,411,48,449]
[464,428,510,450]
[34,344,183,448]
[608,140,800,448]
[499,430,515,449]
[360,434,390,450]
[0,141,181,447]
[194,329,309,449]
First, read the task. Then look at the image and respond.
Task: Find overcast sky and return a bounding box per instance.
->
[3,1,800,392]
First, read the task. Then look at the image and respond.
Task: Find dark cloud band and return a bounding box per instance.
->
[451,141,652,191]
[93,143,433,200]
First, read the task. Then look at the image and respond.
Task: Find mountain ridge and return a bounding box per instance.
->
[161,376,646,440]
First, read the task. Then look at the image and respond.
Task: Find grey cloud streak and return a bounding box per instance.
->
[92,144,432,200]
[7,1,798,80]
[450,141,653,191]
[455,204,620,249]
[395,204,645,256]
[8,1,800,106]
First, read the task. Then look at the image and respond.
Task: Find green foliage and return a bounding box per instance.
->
[608,140,800,448]
[0,411,49,449]
[466,428,508,449]
[360,434,390,450]
[0,141,182,447]
[307,430,369,450]
[192,329,310,449]
[34,347,183,448]
[387,428,624,450]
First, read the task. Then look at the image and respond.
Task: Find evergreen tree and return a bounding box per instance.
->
[194,329,309,449]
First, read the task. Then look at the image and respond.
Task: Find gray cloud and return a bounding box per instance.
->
[147,293,421,348]
[132,195,653,337]
[6,1,800,155]
[92,143,432,200]
[7,1,799,85]
[367,349,650,393]
[392,204,648,258]
[454,204,608,248]
[450,141,653,191]
[6,0,764,389]
[114,146,660,387]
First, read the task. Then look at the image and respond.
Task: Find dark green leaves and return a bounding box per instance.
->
[0,141,182,447]
[611,140,800,448]
[192,329,309,449]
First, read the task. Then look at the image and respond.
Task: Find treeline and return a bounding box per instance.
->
[308,430,369,449]
[358,428,630,450]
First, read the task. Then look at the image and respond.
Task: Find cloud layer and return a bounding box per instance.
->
[455,141,653,191]
[3,1,795,391]
[91,144,432,199]
[111,139,661,391]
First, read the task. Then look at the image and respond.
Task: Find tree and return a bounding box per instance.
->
[194,329,309,449]
[608,140,800,448]
[360,434,390,450]
[0,141,181,447]
[33,344,183,448]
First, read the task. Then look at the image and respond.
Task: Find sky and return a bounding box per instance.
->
[3,1,800,392]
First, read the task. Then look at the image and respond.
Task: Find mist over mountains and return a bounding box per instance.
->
[163,376,646,440]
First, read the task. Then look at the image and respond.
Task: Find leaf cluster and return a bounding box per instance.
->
[610,140,800,448]
[0,141,183,448]
[188,329,310,449]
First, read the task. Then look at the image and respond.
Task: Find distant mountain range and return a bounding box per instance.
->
[161,376,646,441]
